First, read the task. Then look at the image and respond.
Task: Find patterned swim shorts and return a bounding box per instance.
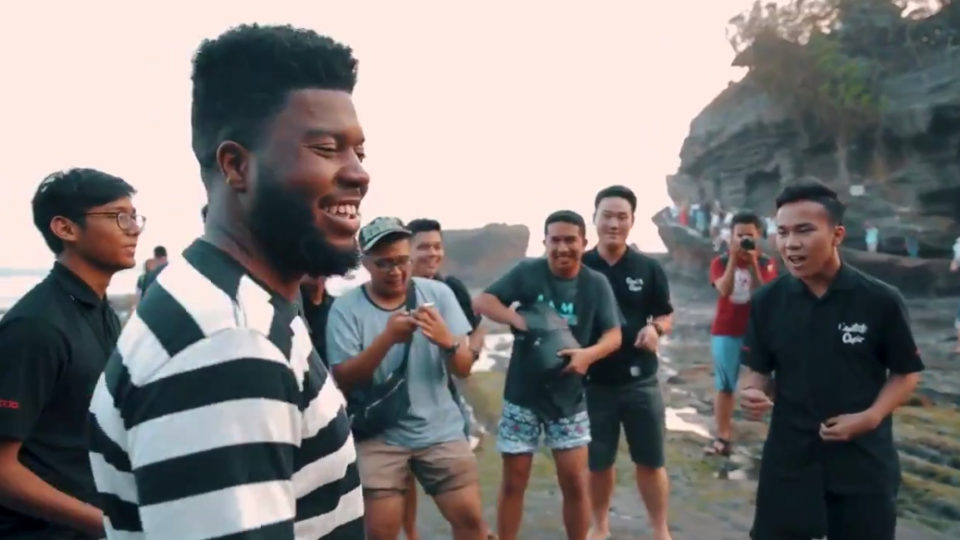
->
[496,400,591,454]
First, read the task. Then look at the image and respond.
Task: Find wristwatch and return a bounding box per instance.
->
[442,339,462,356]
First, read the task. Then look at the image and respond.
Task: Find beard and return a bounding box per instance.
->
[248,167,360,279]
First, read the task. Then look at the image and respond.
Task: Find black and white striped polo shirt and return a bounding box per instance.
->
[89,239,363,539]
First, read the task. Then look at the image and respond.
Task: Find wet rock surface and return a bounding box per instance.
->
[412,277,960,538]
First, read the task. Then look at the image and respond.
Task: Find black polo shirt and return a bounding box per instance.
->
[582,248,674,386]
[436,273,480,331]
[0,263,120,538]
[299,287,335,365]
[742,264,924,494]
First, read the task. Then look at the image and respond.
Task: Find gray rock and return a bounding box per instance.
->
[665,10,960,264]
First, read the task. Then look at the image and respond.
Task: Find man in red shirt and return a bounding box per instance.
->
[706,211,778,456]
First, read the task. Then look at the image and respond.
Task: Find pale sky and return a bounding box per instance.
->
[0,0,751,294]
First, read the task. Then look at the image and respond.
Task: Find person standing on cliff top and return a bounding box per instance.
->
[0,168,141,539]
[741,180,924,540]
[705,211,778,458]
[474,210,622,540]
[581,186,676,540]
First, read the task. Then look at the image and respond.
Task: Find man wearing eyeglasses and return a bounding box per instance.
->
[326,217,488,540]
[0,168,142,539]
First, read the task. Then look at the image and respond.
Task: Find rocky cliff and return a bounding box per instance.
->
[660,5,960,294]
[442,223,530,288]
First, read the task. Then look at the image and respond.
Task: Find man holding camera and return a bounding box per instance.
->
[706,212,778,456]
[325,217,487,540]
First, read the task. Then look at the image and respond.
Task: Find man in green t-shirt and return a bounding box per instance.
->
[474,210,622,540]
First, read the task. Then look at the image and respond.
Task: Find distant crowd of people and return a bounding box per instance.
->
[668,201,778,255]
[0,22,931,540]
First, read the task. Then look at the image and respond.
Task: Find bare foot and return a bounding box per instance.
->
[653,532,673,540]
[587,526,611,540]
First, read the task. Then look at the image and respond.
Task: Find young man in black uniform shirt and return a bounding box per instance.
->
[741,181,924,540]
[402,218,487,540]
[408,218,484,351]
[582,185,674,540]
[0,168,142,539]
[300,274,336,364]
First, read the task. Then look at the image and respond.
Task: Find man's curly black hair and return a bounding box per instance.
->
[190,24,359,180]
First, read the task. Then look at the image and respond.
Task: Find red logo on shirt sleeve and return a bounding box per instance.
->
[0,399,20,410]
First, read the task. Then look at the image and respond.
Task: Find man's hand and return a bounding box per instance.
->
[558,348,593,375]
[740,387,774,420]
[951,260,959,272]
[729,235,742,259]
[819,410,882,442]
[412,305,455,349]
[634,325,660,352]
[384,311,418,344]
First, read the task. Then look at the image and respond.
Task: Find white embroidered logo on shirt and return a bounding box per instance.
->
[839,322,868,344]
[626,277,644,292]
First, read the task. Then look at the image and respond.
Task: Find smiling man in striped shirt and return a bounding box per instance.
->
[88,24,369,539]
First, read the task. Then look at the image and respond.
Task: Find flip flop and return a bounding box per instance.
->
[704,437,732,457]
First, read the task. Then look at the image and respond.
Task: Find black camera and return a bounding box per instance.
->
[739,237,756,251]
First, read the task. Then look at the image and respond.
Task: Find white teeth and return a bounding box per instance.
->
[322,204,359,219]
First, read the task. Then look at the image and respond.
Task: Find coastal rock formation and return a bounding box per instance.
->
[441,223,530,288]
[664,5,960,263]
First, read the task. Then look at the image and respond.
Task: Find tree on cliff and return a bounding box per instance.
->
[725,0,953,184]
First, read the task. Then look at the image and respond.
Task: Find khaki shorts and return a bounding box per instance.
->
[357,438,479,498]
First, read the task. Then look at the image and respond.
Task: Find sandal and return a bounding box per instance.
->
[704,437,732,457]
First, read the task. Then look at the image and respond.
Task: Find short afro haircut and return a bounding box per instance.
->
[190,24,359,179]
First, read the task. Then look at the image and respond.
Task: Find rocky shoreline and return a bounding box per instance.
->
[414,275,960,539]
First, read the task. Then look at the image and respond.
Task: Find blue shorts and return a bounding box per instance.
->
[496,401,591,454]
[711,335,744,392]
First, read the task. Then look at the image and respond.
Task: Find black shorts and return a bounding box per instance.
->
[585,379,665,471]
[751,490,897,540]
